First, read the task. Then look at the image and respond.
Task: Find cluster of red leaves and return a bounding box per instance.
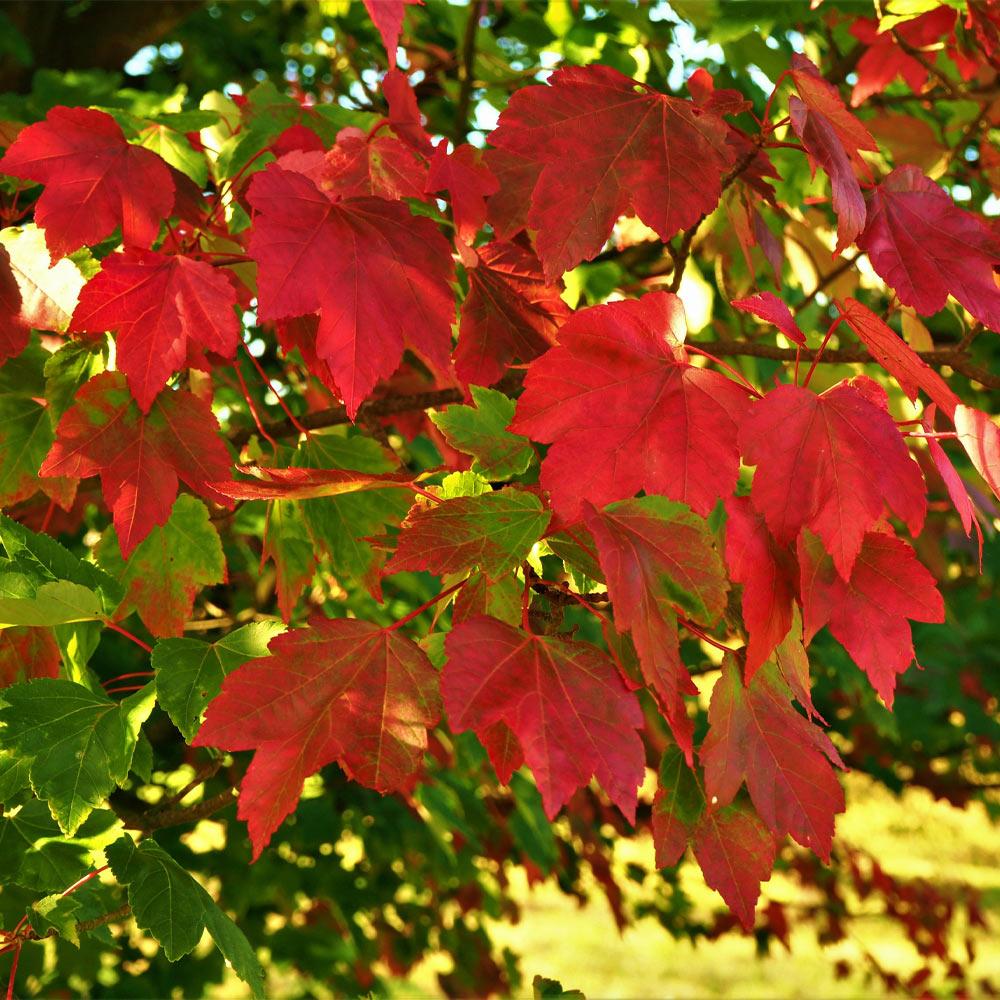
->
[1,0,999,932]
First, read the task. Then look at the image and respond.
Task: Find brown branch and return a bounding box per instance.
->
[119,789,238,833]
[890,31,961,100]
[231,370,525,447]
[453,1,482,143]
[793,253,861,314]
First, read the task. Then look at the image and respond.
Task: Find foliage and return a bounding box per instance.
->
[0,0,999,996]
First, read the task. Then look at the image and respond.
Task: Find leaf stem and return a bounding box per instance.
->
[240,341,311,438]
[387,578,468,632]
[103,621,153,654]
[685,345,763,398]
[802,316,844,389]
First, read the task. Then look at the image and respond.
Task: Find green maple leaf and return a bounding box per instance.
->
[98,495,227,637]
[0,679,154,834]
[106,835,265,997]
[153,620,285,742]
[430,385,536,481]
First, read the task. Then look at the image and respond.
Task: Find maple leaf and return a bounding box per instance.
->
[730,292,805,345]
[39,372,233,558]
[385,489,551,581]
[849,8,956,106]
[213,464,424,501]
[153,620,286,743]
[652,747,776,931]
[0,627,60,688]
[456,242,569,387]
[839,297,959,417]
[489,64,733,278]
[429,386,536,481]
[362,0,421,69]
[247,161,455,418]
[484,146,543,242]
[0,225,87,334]
[788,56,878,253]
[739,378,926,580]
[584,496,728,757]
[723,496,796,679]
[0,106,175,257]
[381,69,433,154]
[68,249,239,413]
[799,529,944,706]
[0,244,27,362]
[320,127,428,201]
[425,142,499,251]
[923,406,977,538]
[700,657,845,860]
[194,617,441,857]
[98,496,227,638]
[511,293,750,520]
[443,616,644,821]
[857,165,1000,331]
[955,404,1000,503]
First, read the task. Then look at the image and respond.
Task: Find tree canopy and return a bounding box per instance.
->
[0,0,999,996]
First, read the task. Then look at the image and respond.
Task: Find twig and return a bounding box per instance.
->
[119,790,238,833]
[453,1,482,143]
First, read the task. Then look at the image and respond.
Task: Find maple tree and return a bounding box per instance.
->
[0,1,999,997]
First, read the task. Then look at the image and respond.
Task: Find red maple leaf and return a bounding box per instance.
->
[0,106,175,257]
[739,378,926,580]
[730,292,805,345]
[195,616,441,857]
[320,126,428,201]
[443,615,645,821]
[857,165,1000,330]
[68,249,240,413]
[955,404,1000,503]
[381,69,433,153]
[362,0,422,69]
[584,496,729,758]
[425,142,499,251]
[849,8,957,106]
[700,658,845,860]
[839,297,960,417]
[799,529,944,706]
[511,293,750,520]
[724,496,797,680]
[39,371,233,557]
[456,241,569,387]
[247,161,455,418]
[0,244,27,362]
[489,64,733,278]
[484,146,542,242]
[788,56,877,253]
[652,747,777,931]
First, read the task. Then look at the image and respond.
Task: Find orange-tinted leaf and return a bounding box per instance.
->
[798,529,945,706]
[39,372,232,557]
[320,127,428,201]
[215,464,423,501]
[511,293,750,520]
[443,616,644,821]
[194,616,441,857]
[0,106,174,256]
[739,378,925,579]
[69,249,239,413]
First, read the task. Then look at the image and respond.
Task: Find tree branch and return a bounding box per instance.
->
[118,789,237,833]
[453,1,482,143]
